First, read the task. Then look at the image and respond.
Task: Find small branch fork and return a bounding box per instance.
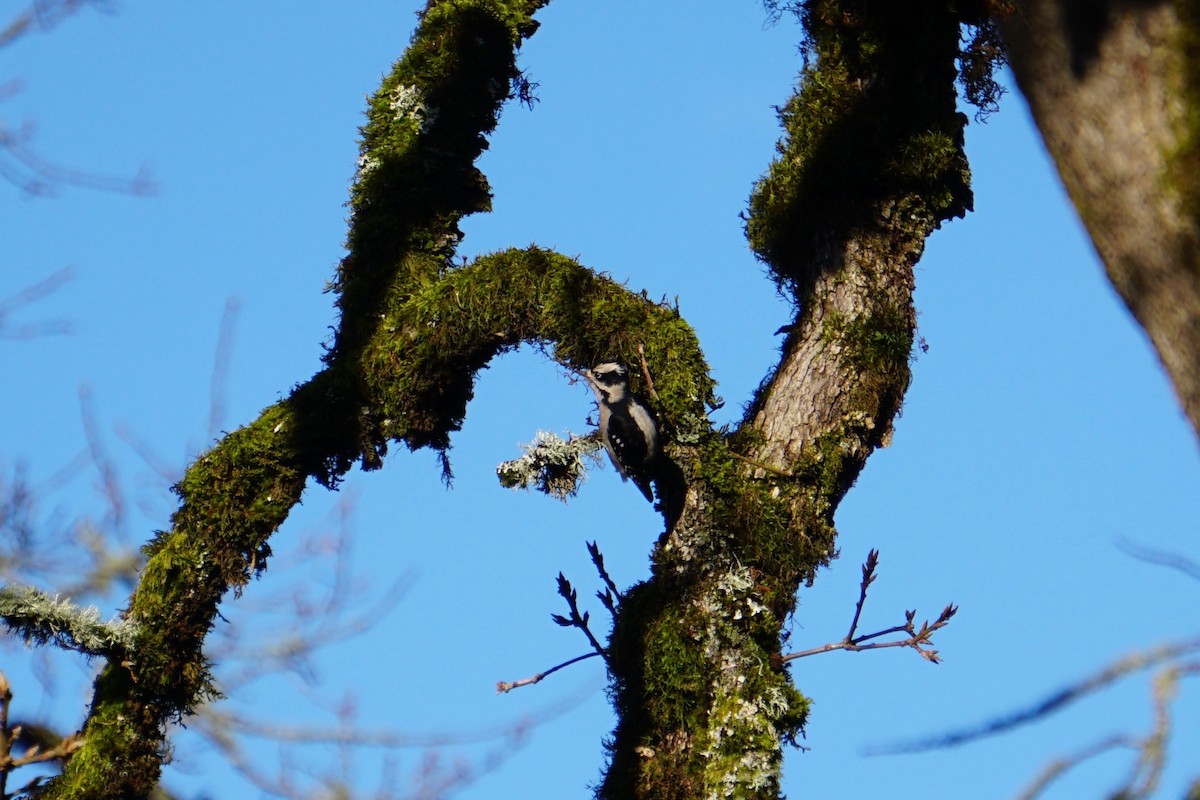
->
[0,670,82,799]
[636,344,658,402]
[781,549,957,664]
[1013,660,1200,800]
[497,542,619,694]
[550,570,607,657]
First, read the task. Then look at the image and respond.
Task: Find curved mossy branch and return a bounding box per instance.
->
[357,247,716,460]
[42,243,713,799]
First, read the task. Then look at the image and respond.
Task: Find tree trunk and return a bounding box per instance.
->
[598,2,978,796]
[999,0,1200,440]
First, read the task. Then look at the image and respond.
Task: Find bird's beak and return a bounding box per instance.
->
[583,369,603,399]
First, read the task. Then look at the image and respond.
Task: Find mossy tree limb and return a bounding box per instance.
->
[35,3,588,796]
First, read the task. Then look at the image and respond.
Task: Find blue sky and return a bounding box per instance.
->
[3,2,1199,798]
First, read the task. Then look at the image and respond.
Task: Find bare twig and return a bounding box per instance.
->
[1117,538,1200,583]
[500,548,616,693]
[0,0,112,48]
[845,548,879,642]
[0,267,73,340]
[782,550,956,665]
[587,541,621,617]
[495,652,601,694]
[551,573,606,658]
[0,116,155,196]
[636,343,658,402]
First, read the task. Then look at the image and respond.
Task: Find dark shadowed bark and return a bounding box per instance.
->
[999,0,1200,440]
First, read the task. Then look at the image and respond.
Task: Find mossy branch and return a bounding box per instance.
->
[39,3,719,797]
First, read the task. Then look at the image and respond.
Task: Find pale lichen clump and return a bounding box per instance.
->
[678,565,801,798]
[388,83,438,133]
[354,152,381,181]
[496,430,602,501]
[0,585,138,654]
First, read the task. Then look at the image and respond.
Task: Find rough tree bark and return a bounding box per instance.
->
[6,1,1002,798]
[999,0,1200,439]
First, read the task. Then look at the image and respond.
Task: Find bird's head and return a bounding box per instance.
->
[585,362,629,403]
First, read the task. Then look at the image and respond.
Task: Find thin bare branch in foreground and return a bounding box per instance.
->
[1014,735,1138,800]
[0,267,73,340]
[0,114,154,196]
[1014,660,1200,800]
[0,0,112,48]
[874,637,1200,754]
[1117,539,1200,583]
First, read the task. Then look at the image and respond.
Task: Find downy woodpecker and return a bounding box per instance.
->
[585,362,660,503]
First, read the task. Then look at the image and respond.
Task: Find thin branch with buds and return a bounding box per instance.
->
[781,549,957,664]
[495,652,602,694]
[550,572,607,658]
[500,544,622,693]
[587,541,621,618]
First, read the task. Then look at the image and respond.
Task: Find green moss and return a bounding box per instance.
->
[602,555,811,799]
[45,666,163,799]
[330,1,549,363]
[821,307,910,372]
[357,246,714,465]
[1170,0,1200,229]
[747,1,974,298]
[643,614,710,730]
